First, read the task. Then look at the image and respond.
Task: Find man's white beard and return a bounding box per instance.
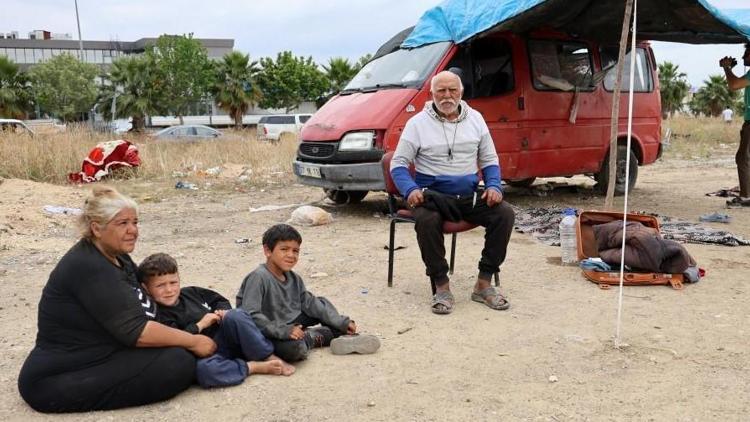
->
[437,99,458,115]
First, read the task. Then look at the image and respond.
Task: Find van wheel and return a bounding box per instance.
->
[595,145,638,195]
[324,189,368,204]
[507,177,536,188]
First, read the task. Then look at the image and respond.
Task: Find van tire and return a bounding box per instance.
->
[324,189,368,204]
[595,145,638,195]
[507,177,536,188]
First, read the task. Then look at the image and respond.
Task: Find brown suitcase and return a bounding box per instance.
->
[576,210,684,290]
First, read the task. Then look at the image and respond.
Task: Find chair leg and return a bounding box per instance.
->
[430,279,436,296]
[388,219,397,288]
[449,233,457,274]
[494,271,499,287]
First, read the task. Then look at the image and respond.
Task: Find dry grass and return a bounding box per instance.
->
[662,115,740,160]
[1,116,738,188]
[0,125,299,187]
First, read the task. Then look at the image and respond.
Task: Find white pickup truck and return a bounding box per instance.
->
[256,114,311,141]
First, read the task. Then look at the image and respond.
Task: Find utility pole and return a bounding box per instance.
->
[74,0,84,61]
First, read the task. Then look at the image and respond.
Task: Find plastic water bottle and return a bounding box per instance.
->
[559,208,578,265]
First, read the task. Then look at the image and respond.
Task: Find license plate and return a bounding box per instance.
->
[299,164,321,178]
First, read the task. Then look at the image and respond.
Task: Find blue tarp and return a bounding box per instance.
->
[402,0,750,48]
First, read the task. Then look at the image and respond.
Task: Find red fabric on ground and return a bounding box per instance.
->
[68,140,140,183]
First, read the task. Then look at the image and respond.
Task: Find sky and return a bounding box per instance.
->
[1,0,747,88]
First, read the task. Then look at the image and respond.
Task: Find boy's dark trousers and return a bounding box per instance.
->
[272,310,343,362]
[413,194,515,286]
[195,309,274,388]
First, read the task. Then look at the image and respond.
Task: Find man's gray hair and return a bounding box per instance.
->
[430,70,464,92]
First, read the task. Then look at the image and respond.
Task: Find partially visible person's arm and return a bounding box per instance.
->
[297,273,350,333]
[137,320,216,357]
[720,57,750,91]
[391,120,422,201]
[70,260,216,357]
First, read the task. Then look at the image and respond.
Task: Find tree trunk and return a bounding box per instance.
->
[178,115,184,125]
[132,115,145,132]
[604,0,635,209]
[234,109,243,130]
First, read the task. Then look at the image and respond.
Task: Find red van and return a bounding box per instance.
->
[294,29,662,203]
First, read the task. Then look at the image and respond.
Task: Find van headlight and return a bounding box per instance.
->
[338,131,374,151]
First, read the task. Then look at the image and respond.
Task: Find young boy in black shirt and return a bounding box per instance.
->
[236,224,380,362]
[138,253,294,388]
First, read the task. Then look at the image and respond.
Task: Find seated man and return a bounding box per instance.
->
[390,70,515,315]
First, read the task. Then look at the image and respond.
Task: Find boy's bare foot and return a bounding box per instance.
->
[248,360,283,375]
[267,354,296,376]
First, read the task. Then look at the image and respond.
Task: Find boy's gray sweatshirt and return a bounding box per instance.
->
[236,264,350,340]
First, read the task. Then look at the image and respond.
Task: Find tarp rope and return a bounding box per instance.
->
[615,0,638,349]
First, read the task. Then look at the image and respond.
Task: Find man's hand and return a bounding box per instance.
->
[482,188,503,207]
[407,189,424,208]
[187,334,216,357]
[346,320,357,335]
[289,324,305,341]
[720,56,737,69]
[196,313,221,332]
[214,309,229,321]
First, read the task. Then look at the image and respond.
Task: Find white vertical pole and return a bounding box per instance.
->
[615,0,638,349]
[74,0,84,61]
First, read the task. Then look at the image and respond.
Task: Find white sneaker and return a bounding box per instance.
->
[330,334,381,355]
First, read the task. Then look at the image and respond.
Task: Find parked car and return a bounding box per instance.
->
[0,118,35,137]
[256,114,312,141]
[150,125,222,141]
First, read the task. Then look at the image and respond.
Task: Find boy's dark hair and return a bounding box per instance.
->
[262,224,302,250]
[137,253,179,283]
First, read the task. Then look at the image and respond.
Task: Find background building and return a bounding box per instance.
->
[0,30,234,71]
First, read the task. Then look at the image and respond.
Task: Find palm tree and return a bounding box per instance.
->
[323,57,358,95]
[0,56,33,119]
[658,61,690,118]
[212,51,261,130]
[356,54,373,71]
[98,55,164,132]
[689,74,740,117]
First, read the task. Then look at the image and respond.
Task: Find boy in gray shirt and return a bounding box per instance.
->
[237,224,379,362]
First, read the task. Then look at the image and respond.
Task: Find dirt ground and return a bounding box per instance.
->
[1,154,749,422]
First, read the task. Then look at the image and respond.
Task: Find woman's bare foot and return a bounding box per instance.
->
[248,360,284,375]
[267,354,296,376]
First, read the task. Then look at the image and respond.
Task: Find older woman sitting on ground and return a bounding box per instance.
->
[18,186,216,413]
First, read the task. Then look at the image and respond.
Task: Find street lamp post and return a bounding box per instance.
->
[74,0,84,61]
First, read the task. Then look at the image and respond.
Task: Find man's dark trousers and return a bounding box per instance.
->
[413,195,515,287]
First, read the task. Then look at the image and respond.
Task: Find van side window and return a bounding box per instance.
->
[529,40,593,91]
[299,115,311,123]
[281,116,295,124]
[601,47,653,92]
[446,37,514,99]
[471,38,514,98]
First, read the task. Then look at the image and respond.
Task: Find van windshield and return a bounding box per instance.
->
[343,42,451,92]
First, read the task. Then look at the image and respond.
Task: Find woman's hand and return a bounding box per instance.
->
[187,334,216,357]
[346,320,357,335]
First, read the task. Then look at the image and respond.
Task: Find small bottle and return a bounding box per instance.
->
[559,208,578,265]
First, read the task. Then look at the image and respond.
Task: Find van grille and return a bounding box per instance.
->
[299,142,335,158]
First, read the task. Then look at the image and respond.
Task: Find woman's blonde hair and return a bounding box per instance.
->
[78,186,138,239]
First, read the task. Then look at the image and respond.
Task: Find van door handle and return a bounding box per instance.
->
[521,138,529,149]
[498,115,508,122]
